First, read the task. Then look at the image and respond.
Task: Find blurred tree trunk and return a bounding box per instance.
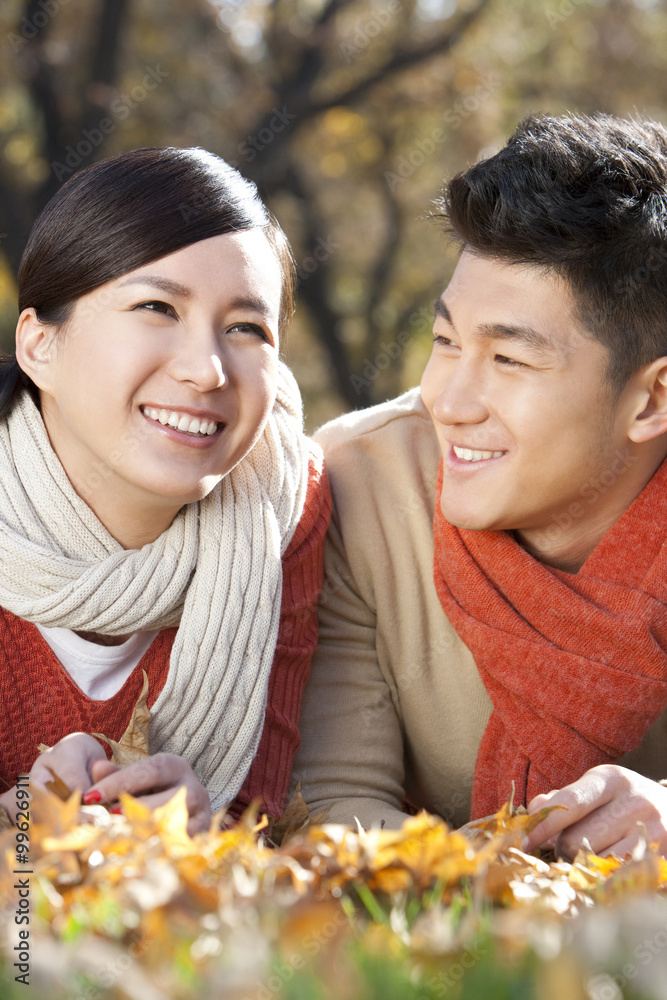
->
[0,0,491,412]
[0,0,129,277]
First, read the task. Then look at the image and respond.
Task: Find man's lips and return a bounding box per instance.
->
[449,444,508,464]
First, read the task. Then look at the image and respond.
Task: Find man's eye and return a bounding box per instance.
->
[432,335,458,348]
[495,354,526,368]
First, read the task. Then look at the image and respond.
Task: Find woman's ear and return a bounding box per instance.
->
[627,357,667,444]
[15,309,56,392]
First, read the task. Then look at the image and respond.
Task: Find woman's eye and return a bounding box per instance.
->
[228,322,269,340]
[134,300,175,316]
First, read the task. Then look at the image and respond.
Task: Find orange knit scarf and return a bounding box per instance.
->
[433,458,667,819]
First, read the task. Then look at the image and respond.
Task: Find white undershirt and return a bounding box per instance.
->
[35,624,160,701]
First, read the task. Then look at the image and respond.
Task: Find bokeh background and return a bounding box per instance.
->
[0,0,665,432]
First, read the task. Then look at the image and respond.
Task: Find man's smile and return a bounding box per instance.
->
[451,444,507,463]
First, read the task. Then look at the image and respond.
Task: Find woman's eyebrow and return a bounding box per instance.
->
[227,295,274,314]
[116,279,273,317]
[117,275,192,298]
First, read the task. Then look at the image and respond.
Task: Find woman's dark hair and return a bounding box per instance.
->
[3,146,295,417]
[438,112,667,394]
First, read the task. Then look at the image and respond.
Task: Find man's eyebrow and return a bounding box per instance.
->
[117,275,192,298]
[434,297,559,355]
[476,322,557,354]
[433,298,451,322]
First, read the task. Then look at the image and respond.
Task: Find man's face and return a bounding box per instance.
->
[420,253,637,549]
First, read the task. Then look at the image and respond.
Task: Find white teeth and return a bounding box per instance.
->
[453,445,505,462]
[143,407,219,436]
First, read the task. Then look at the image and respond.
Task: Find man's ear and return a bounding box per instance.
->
[15,309,57,393]
[627,356,667,444]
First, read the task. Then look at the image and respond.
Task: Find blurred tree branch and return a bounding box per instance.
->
[250,0,491,190]
[243,0,491,408]
[0,0,129,276]
[0,0,493,412]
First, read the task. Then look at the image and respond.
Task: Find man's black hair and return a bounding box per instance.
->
[439,112,667,391]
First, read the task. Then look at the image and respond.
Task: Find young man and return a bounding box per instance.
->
[293,113,667,859]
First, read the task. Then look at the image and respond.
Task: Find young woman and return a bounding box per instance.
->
[0,147,330,835]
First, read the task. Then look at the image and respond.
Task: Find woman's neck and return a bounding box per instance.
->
[70,471,184,548]
[74,630,130,646]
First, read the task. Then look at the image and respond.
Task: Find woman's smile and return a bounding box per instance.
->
[141,405,222,439]
[26,229,282,547]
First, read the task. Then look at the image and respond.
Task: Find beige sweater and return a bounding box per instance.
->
[293,387,667,829]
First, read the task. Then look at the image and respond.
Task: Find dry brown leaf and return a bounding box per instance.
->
[459,803,565,840]
[0,804,12,833]
[27,783,82,840]
[266,784,319,846]
[44,765,74,802]
[10,777,667,995]
[94,669,150,765]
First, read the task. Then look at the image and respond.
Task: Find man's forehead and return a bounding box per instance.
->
[435,296,564,357]
[434,257,591,359]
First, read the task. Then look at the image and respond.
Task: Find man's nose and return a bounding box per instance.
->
[431,360,489,426]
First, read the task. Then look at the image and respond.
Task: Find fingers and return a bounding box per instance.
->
[523,766,617,852]
[90,759,121,783]
[108,786,212,836]
[86,753,212,835]
[88,753,188,803]
[31,733,108,794]
[524,766,667,859]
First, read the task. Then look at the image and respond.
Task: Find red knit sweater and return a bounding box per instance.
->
[0,446,330,821]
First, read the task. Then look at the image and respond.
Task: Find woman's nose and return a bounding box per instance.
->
[169,335,227,392]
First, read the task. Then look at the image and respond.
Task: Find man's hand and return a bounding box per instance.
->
[523,764,667,859]
[86,752,212,836]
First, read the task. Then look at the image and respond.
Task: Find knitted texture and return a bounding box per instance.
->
[433,457,667,819]
[0,364,310,811]
[0,446,330,817]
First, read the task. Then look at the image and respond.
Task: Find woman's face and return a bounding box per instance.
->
[25,230,282,543]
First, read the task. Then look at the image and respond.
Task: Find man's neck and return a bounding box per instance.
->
[515,440,667,573]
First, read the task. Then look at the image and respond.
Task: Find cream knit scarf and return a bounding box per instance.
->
[0,363,310,812]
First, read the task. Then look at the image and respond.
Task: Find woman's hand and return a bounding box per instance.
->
[85,752,212,836]
[0,735,212,837]
[0,732,106,823]
[523,764,667,859]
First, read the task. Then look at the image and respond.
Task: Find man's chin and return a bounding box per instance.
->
[439,501,507,533]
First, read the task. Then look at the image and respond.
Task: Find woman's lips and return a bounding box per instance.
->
[141,405,220,437]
